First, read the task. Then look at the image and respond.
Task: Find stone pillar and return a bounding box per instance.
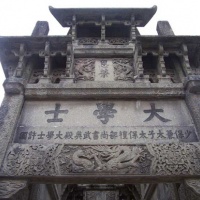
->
[156,21,174,36]
[0,94,24,167]
[184,76,200,136]
[31,21,49,36]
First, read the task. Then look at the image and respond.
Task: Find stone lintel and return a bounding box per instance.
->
[2,143,200,183]
[25,83,185,99]
[156,21,175,36]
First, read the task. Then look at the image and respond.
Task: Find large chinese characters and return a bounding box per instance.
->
[15,100,198,144]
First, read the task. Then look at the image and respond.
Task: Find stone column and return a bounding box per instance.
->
[0,94,24,167]
[184,76,200,136]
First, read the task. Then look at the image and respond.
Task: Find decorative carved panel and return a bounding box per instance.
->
[29,69,44,84]
[113,58,134,81]
[3,143,200,177]
[108,38,129,45]
[166,69,180,83]
[51,68,65,83]
[144,69,158,83]
[148,143,200,175]
[74,58,95,81]
[78,38,99,45]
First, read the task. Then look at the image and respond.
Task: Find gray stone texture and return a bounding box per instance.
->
[31,21,49,36]
[156,21,175,36]
[0,5,200,200]
[0,94,24,169]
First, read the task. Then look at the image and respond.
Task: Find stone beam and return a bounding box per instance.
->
[1,143,200,183]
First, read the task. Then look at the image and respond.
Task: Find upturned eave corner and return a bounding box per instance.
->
[49,5,157,27]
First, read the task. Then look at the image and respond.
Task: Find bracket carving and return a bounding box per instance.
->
[13,43,31,77]
[0,180,27,199]
[66,44,72,77]
[101,15,106,42]
[181,44,192,76]
[135,43,144,78]
[157,44,167,77]
[72,15,76,41]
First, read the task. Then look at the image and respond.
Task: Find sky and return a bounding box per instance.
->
[0,0,200,104]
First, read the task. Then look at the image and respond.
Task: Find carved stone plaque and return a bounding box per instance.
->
[14,100,198,144]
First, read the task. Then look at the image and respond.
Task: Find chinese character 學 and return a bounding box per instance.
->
[143,103,171,123]
[45,103,68,123]
[93,103,117,124]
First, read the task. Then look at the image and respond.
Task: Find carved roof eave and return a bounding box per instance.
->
[0,36,71,52]
[49,6,157,27]
[0,36,71,76]
[0,35,199,52]
[137,35,200,46]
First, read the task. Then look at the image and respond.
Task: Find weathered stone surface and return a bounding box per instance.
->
[31,21,49,36]
[0,95,24,168]
[1,5,200,199]
[156,21,175,36]
[2,143,200,182]
[84,190,118,200]
[29,184,51,200]
[0,180,28,199]
[14,100,197,144]
[185,80,200,136]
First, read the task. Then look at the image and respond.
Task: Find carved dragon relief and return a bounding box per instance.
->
[112,58,134,81]
[3,143,200,177]
[58,145,151,174]
[74,58,95,81]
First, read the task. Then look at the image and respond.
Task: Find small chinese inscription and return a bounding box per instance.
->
[99,60,109,78]
[93,103,117,124]
[143,103,171,123]
[45,103,68,123]
[15,126,198,144]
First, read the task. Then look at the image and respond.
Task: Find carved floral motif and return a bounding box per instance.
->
[74,58,95,81]
[4,144,60,176]
[113,58,134,81]
[108,38,129,45]
[78,38,99,45]
[147,143,200,175]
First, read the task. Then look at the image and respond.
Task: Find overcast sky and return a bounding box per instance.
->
[0,0,200,103]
